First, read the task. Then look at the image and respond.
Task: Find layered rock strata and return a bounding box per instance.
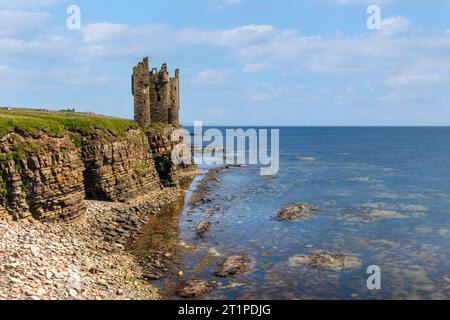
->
[0,125,186,222]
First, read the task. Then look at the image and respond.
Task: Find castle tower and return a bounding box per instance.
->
[169,69,180,126]
[155,63,170,124]
[132,57,181,126]
[132,57,151,126]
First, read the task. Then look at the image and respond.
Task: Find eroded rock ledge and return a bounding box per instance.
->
[0,124,187,222]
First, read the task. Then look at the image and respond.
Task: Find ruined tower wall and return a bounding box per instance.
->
[155,64,170,124]
[133,58,180,126]
[132,58,151,127]
[169,69,180,126]
[149,71,160,124]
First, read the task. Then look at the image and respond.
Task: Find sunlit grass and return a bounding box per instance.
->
[0,108,139,136]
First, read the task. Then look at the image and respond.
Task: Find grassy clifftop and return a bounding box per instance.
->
[0,108,139,137]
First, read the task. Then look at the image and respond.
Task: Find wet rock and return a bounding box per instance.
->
[204,210,214,218]
[143,266,165,280]
[176,280,212,298]
[214,253,255,277]
[275,204,320,221]
[196,221,211,237]
[288,253,362,271]
[188,167,224,210]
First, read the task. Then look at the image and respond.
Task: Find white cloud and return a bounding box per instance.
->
[49,66,112,86]
[192,69,231,85]
[380,17,411,37]
[83,23,129,44]
[178,24,275,47]
[242,62,267,73]
[386,74,448,86]
[0,0,60,9]
[0,64,39,92]
[322,0,394,4]
[247,83,306,102]
[0,10,49,36]
[1,13,450,124]
[223,0,241,5]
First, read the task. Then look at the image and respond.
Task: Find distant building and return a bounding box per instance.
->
[132,57,180,127]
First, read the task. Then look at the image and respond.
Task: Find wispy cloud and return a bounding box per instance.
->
[0,0,60,9]
[0,10,50,36]
[223,0,241,5]
[1,0,450,124]
[320,0,395,5]
[192,69,231,85]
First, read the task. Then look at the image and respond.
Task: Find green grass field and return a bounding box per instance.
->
[0,108,139,137]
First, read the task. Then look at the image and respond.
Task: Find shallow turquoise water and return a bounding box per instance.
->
[162,127,450,299]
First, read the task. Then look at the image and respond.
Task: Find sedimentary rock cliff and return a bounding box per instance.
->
[0,122,182,222]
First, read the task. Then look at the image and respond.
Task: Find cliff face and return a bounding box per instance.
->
[0,125,182,222]
[82,129,161,202]
[0,132,86,221]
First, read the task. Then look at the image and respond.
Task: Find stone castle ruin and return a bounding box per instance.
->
[132,57,180,127]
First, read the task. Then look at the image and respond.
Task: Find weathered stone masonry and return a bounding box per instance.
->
[132,57,180,127]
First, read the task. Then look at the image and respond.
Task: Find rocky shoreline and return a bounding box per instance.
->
[151,166,365,299]
[0,162,366,300]
[0,185,195,300]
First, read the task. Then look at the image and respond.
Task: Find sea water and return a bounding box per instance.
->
[158,127,450,300]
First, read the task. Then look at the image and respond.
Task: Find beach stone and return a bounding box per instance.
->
[196,221,211,237]
[68,288,78,297]
[30,246,40,257]
[116,289,124,296]
[288,253,362,271]
[214,253,255,277]
[143,267,164,280]
[275,204,320,221]
[176,280,211,298]
[67,270,81,291]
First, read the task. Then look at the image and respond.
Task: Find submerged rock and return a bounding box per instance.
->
[275,204,320,221]
[176,280,212,298]
[367,209,408,219]
[196,221,211,237]
[288,253,362,271]
[214,253,255,277]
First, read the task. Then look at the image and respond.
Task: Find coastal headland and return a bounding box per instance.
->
[0,107,197,299]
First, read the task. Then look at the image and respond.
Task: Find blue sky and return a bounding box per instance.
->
[1,0,450,125]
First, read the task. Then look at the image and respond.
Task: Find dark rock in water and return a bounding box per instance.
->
[288,253,362,271]
[177,280,212,298]
[143,265,165,280]
[214,253,255,277]
[275,204,320,221]
[204,210,214,218]
[196,221,211,237]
